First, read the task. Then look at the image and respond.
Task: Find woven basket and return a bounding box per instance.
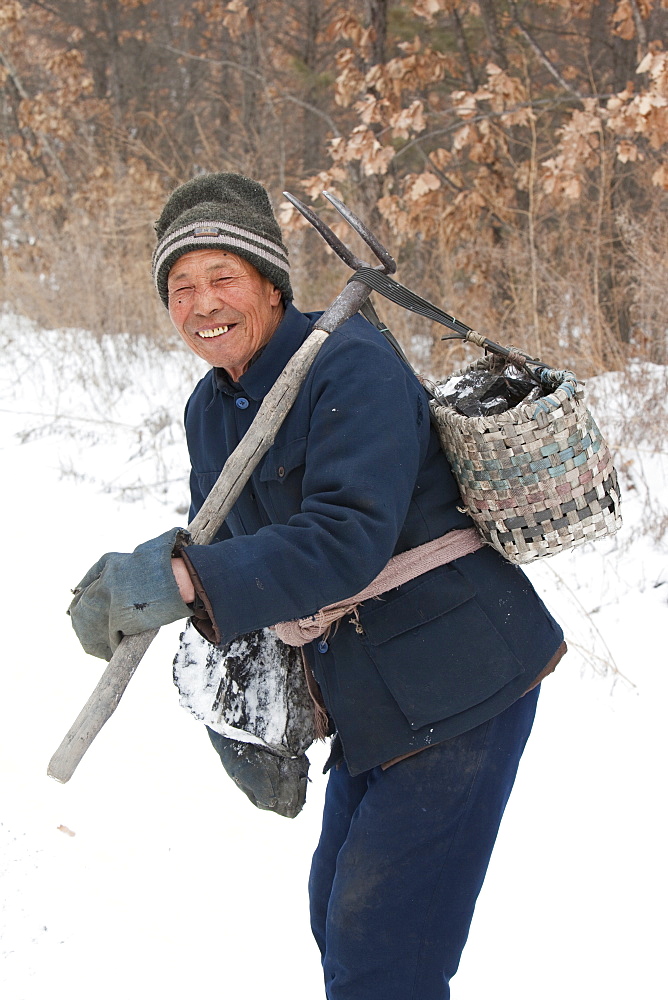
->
[429,357,622,564]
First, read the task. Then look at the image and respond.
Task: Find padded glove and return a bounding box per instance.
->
[68,528,193,661]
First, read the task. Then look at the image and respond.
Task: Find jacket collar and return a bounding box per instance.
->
[212,303,315,400]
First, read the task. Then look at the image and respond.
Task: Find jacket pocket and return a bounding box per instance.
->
[359,563,525,729]
[259,436,307,483]
[257,436,307,522]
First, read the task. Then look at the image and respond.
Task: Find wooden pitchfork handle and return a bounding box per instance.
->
[47,193,396,783]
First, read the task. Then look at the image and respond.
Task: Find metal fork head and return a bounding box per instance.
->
[322,191,396,275]
[282,190,396,275]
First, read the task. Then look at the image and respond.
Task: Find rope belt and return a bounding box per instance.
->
[274,527,484,647]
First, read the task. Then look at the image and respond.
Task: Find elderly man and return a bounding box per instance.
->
[69,172,565,1000]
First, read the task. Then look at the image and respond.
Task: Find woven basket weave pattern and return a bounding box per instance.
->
[430,359,622,563]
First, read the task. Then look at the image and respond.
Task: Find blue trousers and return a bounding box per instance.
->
[308,686,540,1000]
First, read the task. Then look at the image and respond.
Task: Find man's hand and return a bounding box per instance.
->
[68,528,194,661]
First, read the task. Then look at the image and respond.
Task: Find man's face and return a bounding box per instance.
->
[167,249,284,379]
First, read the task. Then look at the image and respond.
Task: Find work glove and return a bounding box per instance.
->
[68,527,193,661]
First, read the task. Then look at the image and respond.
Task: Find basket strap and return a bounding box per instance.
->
[358,297,413,367]
[359,295,441,406]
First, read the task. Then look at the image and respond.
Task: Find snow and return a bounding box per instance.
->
[174,621,314,752]
[1,310,666,999]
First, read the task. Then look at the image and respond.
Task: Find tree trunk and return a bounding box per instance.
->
[365,0,388,66]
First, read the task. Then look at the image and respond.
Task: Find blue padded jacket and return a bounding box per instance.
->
[182,303,564,775]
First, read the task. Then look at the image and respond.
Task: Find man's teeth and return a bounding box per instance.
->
[197,325,229,339]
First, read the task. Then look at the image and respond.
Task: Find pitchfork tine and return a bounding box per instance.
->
[322,191,396,274]
[282,191,366,271]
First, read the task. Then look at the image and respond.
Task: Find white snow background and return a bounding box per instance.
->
[1,310,666,999]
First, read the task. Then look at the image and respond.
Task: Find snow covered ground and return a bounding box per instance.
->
[1,311,666,999]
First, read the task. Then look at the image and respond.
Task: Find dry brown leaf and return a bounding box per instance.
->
[651,161,668,187]
[405,171,441,200]
[389,100,426,139]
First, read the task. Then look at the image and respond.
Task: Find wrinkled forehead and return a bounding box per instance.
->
[167,248,257,284]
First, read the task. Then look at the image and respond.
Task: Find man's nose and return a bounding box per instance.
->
[193,282,225,314]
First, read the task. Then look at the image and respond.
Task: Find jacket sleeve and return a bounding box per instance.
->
[182,332,431,644]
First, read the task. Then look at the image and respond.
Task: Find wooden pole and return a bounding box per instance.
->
[48,278,373,782]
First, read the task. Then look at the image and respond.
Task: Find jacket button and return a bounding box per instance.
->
[235,396,249,409]
[317,640,329,653]
[277,465,285,477]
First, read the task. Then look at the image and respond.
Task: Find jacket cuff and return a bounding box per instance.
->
[178,547,222,646]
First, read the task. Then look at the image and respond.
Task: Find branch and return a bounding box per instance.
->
[155,43,340,135]
[509,1,586,101]
[47,269,386,782]
[23,0,66,21]
[478,0,507,70]
[414,145,463,195]
[0,47,72,189]
[391,93,597,162]
[628,0,649,61]
[410,139,510,237]
[276,94,340,136]
[47,329,329,783]
[451,8,479,90]
[23,0,99,46]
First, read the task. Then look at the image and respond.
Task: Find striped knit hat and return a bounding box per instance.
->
[152,172,292,307]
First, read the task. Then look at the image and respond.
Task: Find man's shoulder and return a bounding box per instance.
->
[301,307,418,391]
[188,367,216,396]
[302,307,399,361]
[303,307,384,341]
[184,368,216,418]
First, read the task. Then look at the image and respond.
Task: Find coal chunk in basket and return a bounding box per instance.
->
[435,364,544,417]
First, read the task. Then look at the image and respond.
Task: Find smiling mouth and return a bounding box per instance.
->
[196,325,230,339]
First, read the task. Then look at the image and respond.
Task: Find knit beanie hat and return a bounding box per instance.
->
[152,172,292,307]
